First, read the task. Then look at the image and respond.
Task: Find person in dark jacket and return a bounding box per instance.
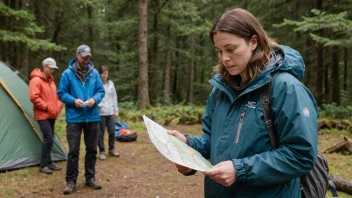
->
[57,45,105,195]
[168,8,318,198]
[29,57,63,174]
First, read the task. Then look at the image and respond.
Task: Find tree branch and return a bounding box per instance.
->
[154,0,170,17]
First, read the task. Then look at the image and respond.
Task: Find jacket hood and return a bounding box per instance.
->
[253,45,305,82]
[68,58,94,73]
[273,45,305,81]
[30,68,54,81]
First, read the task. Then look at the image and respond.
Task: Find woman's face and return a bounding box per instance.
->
[43,65,54,76]
[100,70,108,81]
[213,32,257,78]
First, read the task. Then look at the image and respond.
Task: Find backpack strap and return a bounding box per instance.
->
[328,175,339,198]
[260,73,279,149]
[214,89,223,105]
[212,89,223,113]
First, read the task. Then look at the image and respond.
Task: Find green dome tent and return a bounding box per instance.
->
[0,61,67,171]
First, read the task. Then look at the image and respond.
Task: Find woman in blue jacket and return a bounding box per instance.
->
[168,8,318,198]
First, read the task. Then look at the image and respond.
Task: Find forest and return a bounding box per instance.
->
[1,0,352,197]
[0,0,351,109]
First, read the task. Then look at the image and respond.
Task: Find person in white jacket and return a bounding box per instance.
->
[98,66,119,160]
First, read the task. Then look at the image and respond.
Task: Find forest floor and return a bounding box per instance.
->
[0,120,351,198]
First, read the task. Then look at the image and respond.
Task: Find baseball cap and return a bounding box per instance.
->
[77,44,92,57]
[42,57,58,69]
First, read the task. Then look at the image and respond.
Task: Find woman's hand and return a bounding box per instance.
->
[167,130,187,143]
[204,160,236,187]
[175,163,193,174]
[114,112,119,119]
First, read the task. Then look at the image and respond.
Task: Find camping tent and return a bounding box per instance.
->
[0,61,67,171]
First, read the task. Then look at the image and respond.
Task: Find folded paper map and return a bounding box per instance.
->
[143,115,213,172]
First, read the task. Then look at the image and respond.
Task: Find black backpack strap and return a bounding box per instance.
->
[215,89,222,105]
[260,73,279,149]
[328,175,339,198]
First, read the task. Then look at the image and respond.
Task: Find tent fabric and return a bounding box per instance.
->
[0,61,67,171]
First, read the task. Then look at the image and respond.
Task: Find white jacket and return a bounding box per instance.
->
[98,80,118,116]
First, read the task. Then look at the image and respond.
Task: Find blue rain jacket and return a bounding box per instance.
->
[57,58,105,123]
[187,46,318,198]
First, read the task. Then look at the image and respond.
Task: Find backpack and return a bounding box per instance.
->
[260,73,338,198]
[115,120,138,142]
[214,74,338,198]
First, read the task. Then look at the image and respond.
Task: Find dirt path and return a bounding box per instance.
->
[0,124,205,198]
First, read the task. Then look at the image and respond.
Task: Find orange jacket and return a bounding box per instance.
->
[29,68,63,121]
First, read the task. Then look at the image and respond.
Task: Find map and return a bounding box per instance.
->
[143,115,213,172]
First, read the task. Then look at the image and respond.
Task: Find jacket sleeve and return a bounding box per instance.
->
[29,78,47,111]
[187,89,217,159]
[92,72,105,105]
[57,72,76,105]
[233,76,318,185]
[112,81,119,113]
[57,99,63,115]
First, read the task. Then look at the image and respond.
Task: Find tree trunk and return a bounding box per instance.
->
[324,60,329,104]
[150,0,160,105]
[331,46,340,105]
[303,38,312,88]
[314,0,324,106]
[200,36,205,84]
[137,0,149,109]
[172,38,180,103]
[163,26,171,105]
[0,6,5,62]
[187,36,195,104]
[330,176,352,195]
[343,48,348,91]
[52,10,64,44]
[87,5,94,48]
[17,0,28,78]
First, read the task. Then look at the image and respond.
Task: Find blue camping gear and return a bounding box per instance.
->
[115,120,137,142]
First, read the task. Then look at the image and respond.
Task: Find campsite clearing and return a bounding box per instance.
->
[0,122,204,198]
[0,120,352,198]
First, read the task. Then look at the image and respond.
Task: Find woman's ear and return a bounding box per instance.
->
[250,35,258,51]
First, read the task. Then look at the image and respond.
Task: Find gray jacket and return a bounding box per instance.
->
[98,80,118,116]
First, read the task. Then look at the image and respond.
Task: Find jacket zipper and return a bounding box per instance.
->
[235,108,247,144]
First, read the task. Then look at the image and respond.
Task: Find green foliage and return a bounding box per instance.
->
[0,2,66,51]
[340,90,352,106]
[319,128,350,136]
[0,30,66,51]
[119,101,138,110]
[0,2,34,20]
[1,0,351,109]
[319,103,352,121]
[274,9,352,47]
[119,105,204,125]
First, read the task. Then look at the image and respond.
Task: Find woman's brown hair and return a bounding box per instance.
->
[99,66,109,74]
[99,66,109,80]
[209,8,280,84]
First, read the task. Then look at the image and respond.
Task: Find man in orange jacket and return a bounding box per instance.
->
[29,57,63,174]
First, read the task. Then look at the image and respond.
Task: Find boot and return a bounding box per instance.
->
[99,151,106,160]
[85,178,102,190]
[48,163,62,171]
[40,166,53,174]
[63,181,76,194]
[108,149,120,157]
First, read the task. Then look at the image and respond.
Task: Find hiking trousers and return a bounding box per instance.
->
[65,122,99,183]
[98,115,115,152]
[38,119,56,168]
